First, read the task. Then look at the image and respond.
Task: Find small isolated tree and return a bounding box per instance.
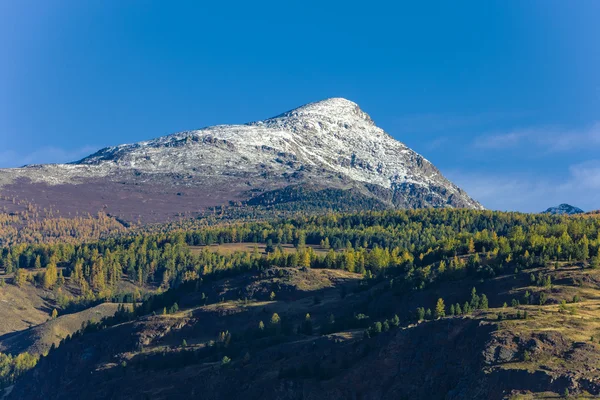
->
[591,253,600,269]
[182,339,188,347]
[269,291,276,301]
[14,268,26,287]
[559,300,568,313]
[468,238,476,254]
[302,313,313,335]
[51,309,58,319]
[221,356,231,366]
[258,320,265,331]
[416,307,425,321]
[480,294,489,310]
[435,298,446,319]
[43,262,58,289]
[373,321,382,334]
[270,313,281,326]
[470,287,480,309]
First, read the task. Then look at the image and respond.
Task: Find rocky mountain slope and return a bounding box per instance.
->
[543,204,584,215]
[0,98,482,223]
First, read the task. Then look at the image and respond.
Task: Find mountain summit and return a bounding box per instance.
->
[262,97,375,126]
[543,204,584,215]
[0,98,483,222]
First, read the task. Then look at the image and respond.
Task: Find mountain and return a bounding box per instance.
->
[0,98,482,223]
[543,204,584,215]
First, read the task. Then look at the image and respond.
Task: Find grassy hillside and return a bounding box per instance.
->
[0,283,55,336]
[0,303,124,356]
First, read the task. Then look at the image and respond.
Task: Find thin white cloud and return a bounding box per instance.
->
[473,122,600,152]
[425,137,449,150]
[473,131,527,149]
[447,160,600,212]
[569,160,600,189]
[0,146,98,168]
[392,111,526,134]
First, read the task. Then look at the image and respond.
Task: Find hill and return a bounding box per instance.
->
[8,263,600,399]
[4,208,600,398]
[0,303,123,356]
[543,204,584,215]
[0,282,57,336]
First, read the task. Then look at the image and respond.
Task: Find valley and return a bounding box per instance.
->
[4,0,597,397]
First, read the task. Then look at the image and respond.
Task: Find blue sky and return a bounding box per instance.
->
[1,1,599,212]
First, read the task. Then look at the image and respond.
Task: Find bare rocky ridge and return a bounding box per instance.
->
[0,98,482,222]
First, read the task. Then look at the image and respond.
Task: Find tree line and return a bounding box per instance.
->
[2,209,600,301]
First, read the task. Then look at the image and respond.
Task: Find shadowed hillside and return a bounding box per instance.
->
[8,263,600,399]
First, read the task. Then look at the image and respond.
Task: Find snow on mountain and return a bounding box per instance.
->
[0,98,483,211]
[543,204,584,215]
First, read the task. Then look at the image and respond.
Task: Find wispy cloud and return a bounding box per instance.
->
[447,160,600,212]
[424,137,449,150]
[473,122,600,152]
[569,160,600,189]
[0,146,98,168]
[392,111,526,134]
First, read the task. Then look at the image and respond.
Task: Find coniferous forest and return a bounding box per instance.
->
[3,208,600,398]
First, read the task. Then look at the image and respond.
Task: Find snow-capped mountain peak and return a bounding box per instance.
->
[262,97,375,126]
[0,98,483,222]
